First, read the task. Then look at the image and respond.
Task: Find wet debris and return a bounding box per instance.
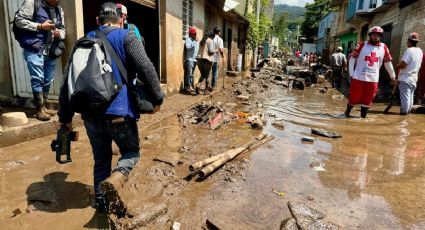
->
[272,122,285,130]
[172,221,181,230]
[153,152,181,167]
[279,201,340,230]
[12,208,22,217]
[302,136,314,143]
[187,134,273,180]
[178,103,235,130]
[272,188,285,197]
[117,203,168,229]
[311,128,342,138]
[281,218,299,230]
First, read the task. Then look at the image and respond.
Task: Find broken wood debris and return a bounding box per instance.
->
[188,134,274,179]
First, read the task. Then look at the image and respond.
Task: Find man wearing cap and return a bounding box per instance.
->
[211,27,224,91]
[116,3,144,45]
[345,26,397,118]
[58,2,164,214]
[330,46,347,89]
[396,32,423,115]
[183,27,199,93]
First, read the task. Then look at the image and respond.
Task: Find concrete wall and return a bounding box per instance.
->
[164,0,205,95]
[370,3,400,61]
[0,0,13,99]
[399,1,425,62]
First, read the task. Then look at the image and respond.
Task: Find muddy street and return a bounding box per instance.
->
[1,65,425,230]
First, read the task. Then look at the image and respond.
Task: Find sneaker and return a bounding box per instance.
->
[100,171,128,218]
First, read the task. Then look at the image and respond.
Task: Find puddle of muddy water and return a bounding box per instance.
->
[1,73,425,230]
[179,86,425,229]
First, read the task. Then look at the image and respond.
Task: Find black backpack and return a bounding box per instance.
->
[12,0,42,42]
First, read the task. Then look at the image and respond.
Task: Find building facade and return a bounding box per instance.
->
[0,0,250,101]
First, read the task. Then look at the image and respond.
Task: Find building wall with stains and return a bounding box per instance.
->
[163,0,205,95]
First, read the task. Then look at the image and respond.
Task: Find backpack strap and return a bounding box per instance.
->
[95,29,129,85]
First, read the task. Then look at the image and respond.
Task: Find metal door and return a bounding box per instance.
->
[4,0,62,99]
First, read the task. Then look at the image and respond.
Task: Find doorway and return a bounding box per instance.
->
[227,28,232,70]
[82,0,160,77]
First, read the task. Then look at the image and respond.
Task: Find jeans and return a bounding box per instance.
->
[84,117,140,196]
[184,60,196,88]
[197,59,212,87]
[23,50,57,93]
[399,81,416,114]
[211,62,219,88]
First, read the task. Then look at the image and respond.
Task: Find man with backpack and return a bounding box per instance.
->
[58,2,164,215]
[14,0,65,121]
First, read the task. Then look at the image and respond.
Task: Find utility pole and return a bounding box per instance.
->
[253,0,260,67]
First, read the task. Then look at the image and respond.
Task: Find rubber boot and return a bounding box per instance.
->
[360,106,369,118]
[33,93,51,121]
[100,171,128,218]
[345,104,353,118]
[42,92,56,116]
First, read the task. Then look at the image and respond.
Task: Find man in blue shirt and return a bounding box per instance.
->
[183,26,199,93]
[58,2,164,215]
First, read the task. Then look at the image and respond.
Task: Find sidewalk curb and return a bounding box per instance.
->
[0,80,233,148]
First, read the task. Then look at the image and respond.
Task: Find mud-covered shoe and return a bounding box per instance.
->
[100,171,128,218]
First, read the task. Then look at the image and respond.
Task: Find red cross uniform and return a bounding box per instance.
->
[349,41,392,107]
[352,41,392,82]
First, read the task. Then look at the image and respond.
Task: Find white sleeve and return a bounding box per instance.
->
[384,61,396,79]
[401,49,412,65]
[219,38,224,49]
[349,57,356,76]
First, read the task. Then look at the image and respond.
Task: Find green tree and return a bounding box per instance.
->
[246,0,272,50]
[301,0,332,41]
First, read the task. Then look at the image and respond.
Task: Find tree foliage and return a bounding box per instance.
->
[246,0,272,50]
[301,0,332,41]
[272,4,304,49]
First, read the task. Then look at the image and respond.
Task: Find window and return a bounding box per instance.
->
[369,0,377,8]
[358,0,364,9]
[182,0,194,40]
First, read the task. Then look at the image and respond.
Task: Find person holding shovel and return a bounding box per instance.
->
[396,32,423,115]
[195,32,215,95]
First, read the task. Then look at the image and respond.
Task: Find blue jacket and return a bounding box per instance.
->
[87,26,137,119]
[20,6,62,53]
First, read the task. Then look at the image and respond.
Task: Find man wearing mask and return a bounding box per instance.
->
[14,0,65,121]
[345,26,397,118]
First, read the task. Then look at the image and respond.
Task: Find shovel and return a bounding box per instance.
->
[384,81,398,114]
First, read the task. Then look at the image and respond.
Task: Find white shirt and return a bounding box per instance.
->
[399,47,423,85]
[213,35,224,63]
[352,41,392,83]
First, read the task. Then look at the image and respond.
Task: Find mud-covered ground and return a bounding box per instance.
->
[1,63,425,230]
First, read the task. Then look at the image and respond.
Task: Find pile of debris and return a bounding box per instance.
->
[178,102,236,130]
[281,201,340,230]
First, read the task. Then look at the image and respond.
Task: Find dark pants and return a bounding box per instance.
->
[197,59,213,87]
[331,66,343,89]
[84,117,140,196]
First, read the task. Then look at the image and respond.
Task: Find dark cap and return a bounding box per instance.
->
[213,27,220,34]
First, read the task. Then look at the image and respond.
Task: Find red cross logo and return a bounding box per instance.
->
[365,52,378,66]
